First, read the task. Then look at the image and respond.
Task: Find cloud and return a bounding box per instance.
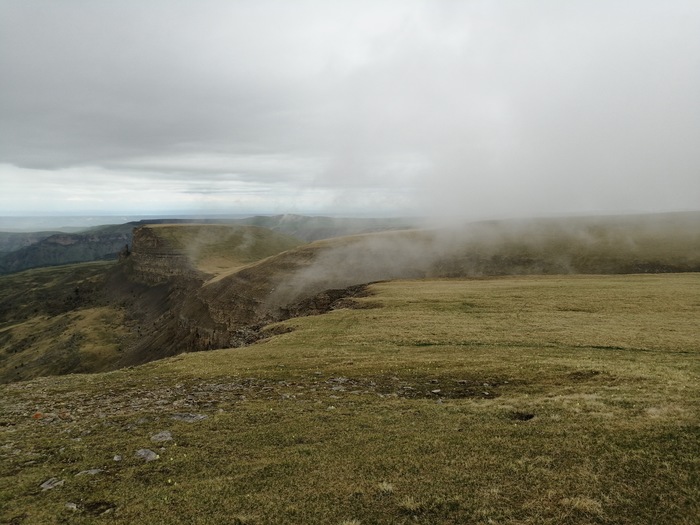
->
[0,0,699,217]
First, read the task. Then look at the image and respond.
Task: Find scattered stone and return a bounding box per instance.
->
[150,430,173,442]
[65,503,78,511]
[113,455,122,462]
[431,389,441,394]
[40,478,64,491]
[170,413,207,423]
[76,469,103,476]
[135,449,159,462]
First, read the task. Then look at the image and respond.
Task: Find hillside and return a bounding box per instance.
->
[0,274,697,524]
[0,215,416,276]
[0,224,302,383]
[196,211,700,330]
[1,212,699,384]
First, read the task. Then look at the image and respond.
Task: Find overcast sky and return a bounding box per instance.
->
[1,0,699,219]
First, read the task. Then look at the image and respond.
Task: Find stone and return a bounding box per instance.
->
[40,478,64,491]
[150,430,173,442]
[65,503,78,511]
[135,449,159,462]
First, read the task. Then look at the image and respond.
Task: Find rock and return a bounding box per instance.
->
[76,469,103,476]
[150,431,173,442]
[66,503,78,511]
[170,413,207,423]
[431,389,441,394]
[40,478,64,491]
[113,455,122,462]
[135,449,159,462]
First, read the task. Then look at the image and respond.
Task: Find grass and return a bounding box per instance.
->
[0,262,127,383]
[1,274,698,524]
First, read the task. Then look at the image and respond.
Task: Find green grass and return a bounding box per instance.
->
[1,274,698,524]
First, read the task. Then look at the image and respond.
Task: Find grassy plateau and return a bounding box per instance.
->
[1,273,698,524]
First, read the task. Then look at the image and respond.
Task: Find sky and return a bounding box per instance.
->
[1,0,699,219]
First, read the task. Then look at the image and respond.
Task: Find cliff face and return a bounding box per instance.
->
[128,226,205,284]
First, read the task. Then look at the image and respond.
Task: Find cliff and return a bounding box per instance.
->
[127,226,205,284]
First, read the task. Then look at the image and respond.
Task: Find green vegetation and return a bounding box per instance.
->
[1,274,698,524]
[0,262,127,383]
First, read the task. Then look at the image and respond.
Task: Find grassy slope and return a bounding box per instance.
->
[145,224,302,277]
[0,262,128,383]
[1,274,698,524]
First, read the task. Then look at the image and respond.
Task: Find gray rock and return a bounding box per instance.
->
[135,449,159,462]
[150,430,173,442]
[113,455,122,462]
[65,503,78,511]
[170,413,207,423]
[40,478,64,491]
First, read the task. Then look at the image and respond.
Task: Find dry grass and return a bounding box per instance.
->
[0,274,698,524]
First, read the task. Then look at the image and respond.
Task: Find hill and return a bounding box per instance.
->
[0,223,134,275]
[0,273,697,524]
[0,224,302,383]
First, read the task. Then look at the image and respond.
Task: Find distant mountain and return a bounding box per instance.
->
[0,231,61,254]
[0,223,134,274]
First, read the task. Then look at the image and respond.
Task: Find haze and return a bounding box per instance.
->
[1,1,699,219]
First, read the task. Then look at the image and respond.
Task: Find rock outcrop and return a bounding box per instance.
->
[127,226,206,284]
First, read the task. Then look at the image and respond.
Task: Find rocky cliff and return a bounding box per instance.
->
[127,226,206,284]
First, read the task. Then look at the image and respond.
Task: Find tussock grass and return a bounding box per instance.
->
[1,274,698,524]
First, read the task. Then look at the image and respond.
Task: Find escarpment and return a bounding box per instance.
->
[4,212,700,382]
[118,213,700,365]
[127,226,207,284]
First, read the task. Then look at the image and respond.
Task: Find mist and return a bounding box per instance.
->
[247,212,700,310]
[1,1,699,218]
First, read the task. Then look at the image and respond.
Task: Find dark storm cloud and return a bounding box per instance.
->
[0,0,699,216]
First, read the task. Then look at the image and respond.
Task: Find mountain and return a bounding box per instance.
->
[0,223,134,274]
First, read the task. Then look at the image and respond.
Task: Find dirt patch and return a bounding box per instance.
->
[510,411,536,421]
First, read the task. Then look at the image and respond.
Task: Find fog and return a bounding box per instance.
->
[1,1,699,218]
[256,212,700,309]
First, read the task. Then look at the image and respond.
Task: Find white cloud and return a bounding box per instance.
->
[1,0,699,218]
